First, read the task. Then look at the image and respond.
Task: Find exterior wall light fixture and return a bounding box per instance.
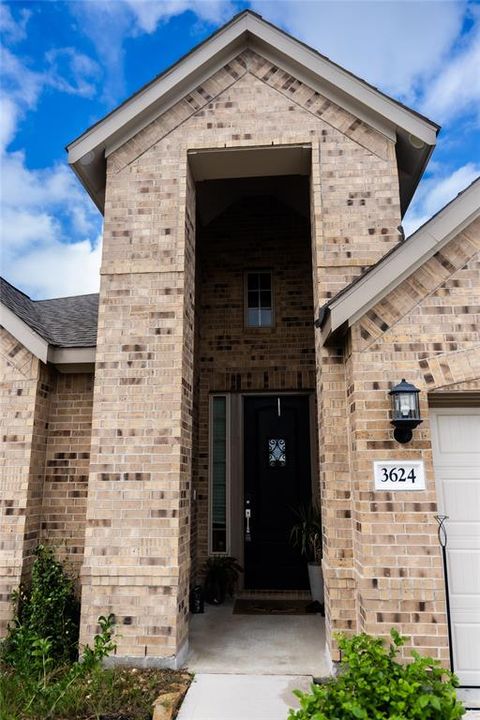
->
[389,379,422,443]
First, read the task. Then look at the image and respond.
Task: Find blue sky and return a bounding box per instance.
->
[1,0,479,299]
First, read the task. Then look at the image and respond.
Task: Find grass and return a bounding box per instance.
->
[0,664,192,720]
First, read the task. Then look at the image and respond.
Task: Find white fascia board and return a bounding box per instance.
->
[0,304,49,363]
[47,347,96,365]
[67,15,249,164]
[68,12,437,168]
[326,180,480,338]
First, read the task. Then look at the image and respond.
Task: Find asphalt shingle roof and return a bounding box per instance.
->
[1,277,99,348]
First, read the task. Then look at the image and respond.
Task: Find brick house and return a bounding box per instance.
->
[1,11,479,682]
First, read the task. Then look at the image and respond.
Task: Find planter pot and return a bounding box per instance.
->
[204,576,226,605]
[308,562,324,604]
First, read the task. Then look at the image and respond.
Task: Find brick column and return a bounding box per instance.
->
[79,154,195,665]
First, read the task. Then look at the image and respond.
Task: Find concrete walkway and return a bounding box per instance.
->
[177,676,480,720]
[179,602,327,719]
[177,673,310,720]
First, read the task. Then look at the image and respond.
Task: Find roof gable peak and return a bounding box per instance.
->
[68,10,438,216]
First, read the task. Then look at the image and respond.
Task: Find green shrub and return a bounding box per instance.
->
[289,629,465,720]
[1,545,80,673]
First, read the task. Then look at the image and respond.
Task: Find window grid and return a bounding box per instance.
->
[245,272,273,327]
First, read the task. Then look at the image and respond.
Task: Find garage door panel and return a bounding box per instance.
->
[448,550,480,594]
[453,625,480,670]
[445,533,480,549]
[437,414,480,458]
[443,482,480,521]
[431,407,480,687]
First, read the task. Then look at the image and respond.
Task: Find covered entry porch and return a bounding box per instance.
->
[186,600,330,676]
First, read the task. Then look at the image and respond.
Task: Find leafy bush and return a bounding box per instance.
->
[1,544,79,672]
[0,544,120,718]
[289,629,465,720]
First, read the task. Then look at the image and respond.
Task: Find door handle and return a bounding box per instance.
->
[245,503,252,542]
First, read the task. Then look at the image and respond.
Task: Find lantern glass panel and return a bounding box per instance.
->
[392,391,418,420]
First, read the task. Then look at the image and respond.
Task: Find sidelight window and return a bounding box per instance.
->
[245,272,273,327]
[209,395,230,553]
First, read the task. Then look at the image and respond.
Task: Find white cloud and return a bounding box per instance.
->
[5,235,103,299]
[45,47,101,99]
[421,9,480,124]
[0,4,32,44]
[403,162,480,237]
[0,40,103,298]
[125,0,235,33]
[1,45,45,109]
[1,149,102,298]
[0,95,18,152]
[69,0,235,102]
[250,0,464,103]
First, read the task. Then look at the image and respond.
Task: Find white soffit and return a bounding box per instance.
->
[47,347,96,365]
[188,144,311,180]
[67,11,438,212]
[323,178,480,342]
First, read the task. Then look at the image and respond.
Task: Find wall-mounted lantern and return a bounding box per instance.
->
[389,379,422,443]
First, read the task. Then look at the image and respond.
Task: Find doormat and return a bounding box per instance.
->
[233,598,322,615]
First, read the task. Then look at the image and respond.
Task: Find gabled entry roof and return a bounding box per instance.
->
[317,177,480,343]
[67,10,439,215]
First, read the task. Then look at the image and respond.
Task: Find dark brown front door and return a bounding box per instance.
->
[243,395,312,590]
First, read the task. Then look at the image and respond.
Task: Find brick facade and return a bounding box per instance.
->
[1,38,479,671]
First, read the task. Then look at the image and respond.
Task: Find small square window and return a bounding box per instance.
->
[245,272,273,327]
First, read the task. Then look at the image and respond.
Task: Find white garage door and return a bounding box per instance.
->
[431,408,480,686]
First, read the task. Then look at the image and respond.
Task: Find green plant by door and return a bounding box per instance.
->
[289,629,464,720]
[289,501,322,563]
[203,556,243,604]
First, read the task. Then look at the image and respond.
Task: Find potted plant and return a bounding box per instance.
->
[203,556,243,605]
[290,501,324,608]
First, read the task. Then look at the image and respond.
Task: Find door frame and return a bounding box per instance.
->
[229,390,318,590]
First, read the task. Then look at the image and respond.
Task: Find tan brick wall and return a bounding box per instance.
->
[21,362,52,579]
[41,372,94,581]
[344,217,480,663]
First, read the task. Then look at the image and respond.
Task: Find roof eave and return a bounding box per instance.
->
[1,302,97,368]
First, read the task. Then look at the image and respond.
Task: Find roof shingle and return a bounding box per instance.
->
[0,277,99,348]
